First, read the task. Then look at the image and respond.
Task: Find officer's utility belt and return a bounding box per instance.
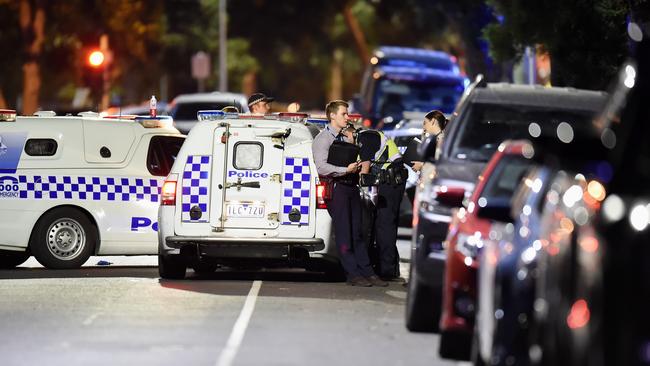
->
[360,159,408,187]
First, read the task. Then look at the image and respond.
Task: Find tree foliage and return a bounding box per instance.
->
[483,0,644,89]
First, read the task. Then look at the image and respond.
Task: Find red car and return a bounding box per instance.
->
[438,140,533,360]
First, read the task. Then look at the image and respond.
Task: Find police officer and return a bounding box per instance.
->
[410,109,447,172]
[247,93,274,114]
[312,100,387,287]
[355,128,407,280]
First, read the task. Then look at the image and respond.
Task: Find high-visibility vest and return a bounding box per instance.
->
[360,130,401,170]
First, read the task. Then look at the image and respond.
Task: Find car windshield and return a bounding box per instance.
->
[171,102,242,120]
[452,103,595,162]
[373,78,464,119]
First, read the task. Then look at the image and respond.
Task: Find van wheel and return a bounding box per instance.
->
[0,250,30,269]
[30,208,96,269]
[405,262,441,332]
[159,254,186,279]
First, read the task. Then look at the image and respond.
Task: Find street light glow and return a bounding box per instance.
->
[88,50,105,67]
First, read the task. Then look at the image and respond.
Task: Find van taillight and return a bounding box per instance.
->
[316,182,329,209]
[161,179,177,206]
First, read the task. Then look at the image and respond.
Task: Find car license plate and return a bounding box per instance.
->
[226,202,265,218]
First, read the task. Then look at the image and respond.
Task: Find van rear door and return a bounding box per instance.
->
[209,124,284,232]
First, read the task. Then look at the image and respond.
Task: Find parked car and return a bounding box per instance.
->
[168,92,249,134]
[406,76,607,332]
[438,140,534,360]
[531,26,650,366]
[351,46,466,128]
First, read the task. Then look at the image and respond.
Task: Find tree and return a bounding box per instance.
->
[483,0,639,89]
[19,0,45,115]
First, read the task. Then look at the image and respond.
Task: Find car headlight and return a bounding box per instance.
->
[455,231,484,261]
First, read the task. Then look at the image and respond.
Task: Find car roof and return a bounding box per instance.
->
[170,92,247,104]
[473,84,607,112]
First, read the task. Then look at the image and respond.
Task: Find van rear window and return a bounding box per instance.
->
[25,139,57,156]
[234,142,263,170]
[147,136,184,176]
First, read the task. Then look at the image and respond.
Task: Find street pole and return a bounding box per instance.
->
[100,34,111,111]
[219,0,227,92]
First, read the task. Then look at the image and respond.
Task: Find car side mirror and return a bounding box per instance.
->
[435,187,465,208]
[476,197,513,222]
[419,134,437,163]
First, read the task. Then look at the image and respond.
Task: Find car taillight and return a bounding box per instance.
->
[316,182,329,209]
[161,175,178,206]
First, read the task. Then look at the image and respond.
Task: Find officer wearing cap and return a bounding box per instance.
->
[352,127,406,280]
[312,100,387,287]
[248,93,274,114]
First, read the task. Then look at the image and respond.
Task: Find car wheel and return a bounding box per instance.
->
[405,262,441,332]
[30,207,97,269]
[0,250,30,269]
[439,331,472,360]
[159,254,186,279]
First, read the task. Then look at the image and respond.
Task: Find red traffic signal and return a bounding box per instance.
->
[87,50,105,68]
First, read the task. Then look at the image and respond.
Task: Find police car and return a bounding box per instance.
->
[157,111,335,279]
[0,109,184,269]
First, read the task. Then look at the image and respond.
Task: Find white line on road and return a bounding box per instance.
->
[215,280,262,366]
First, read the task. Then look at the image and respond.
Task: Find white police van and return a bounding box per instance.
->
[0,109,184,269]
[157,111,336,279]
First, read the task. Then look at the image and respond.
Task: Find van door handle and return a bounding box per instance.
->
[225,178,261,191]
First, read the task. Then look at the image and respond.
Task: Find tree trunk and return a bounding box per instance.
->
[329,49,344,101]
[241,71,257,99]
[342,1,370,66]
[19,0,45,115]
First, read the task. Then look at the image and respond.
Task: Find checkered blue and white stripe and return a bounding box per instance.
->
[281,157,310,225]
[181,155,211,223]
[6,175,162,201]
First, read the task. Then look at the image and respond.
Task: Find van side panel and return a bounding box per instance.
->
[180,155,211,223]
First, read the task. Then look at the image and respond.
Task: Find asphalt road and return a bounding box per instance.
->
[0,240,467,366]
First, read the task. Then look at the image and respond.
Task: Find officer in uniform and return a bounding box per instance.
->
[354,128,407,280]
[312,100,387,287]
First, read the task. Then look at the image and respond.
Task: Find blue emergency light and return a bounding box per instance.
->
[197,110,226,122]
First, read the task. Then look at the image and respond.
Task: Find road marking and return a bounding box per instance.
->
[82,313,101,326]
[215,280,262,366]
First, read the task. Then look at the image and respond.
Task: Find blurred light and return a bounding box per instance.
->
[287,102,301,113]
[467,201,475,213]
[602,194,625,222]
[498,143,506,152]
[628,22,644,42]
[557,122,574,143]
[528,122,541,138]
[88,50,105,67]
[478,197,487,207]
[522,143,535,159]
[560,217,574,233]
[533,240,542,251]
[370,56,379,65]
[587,180,606,201]
[563,185,583,208]
[567,299,590,329]
[495,309,504,319]
[630,204,649,231]
[601,128,616,149]
[372,72,381,79]
[624,64,637,88]
[519,226,530,238]
[523,205,532,216]
[532,178,543,193]
[579,236,599,253]
[464,256,473,266]
[574,173,586,181]
[574,207,589,226]
[522,247,536,264]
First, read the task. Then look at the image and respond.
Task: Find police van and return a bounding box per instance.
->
[0,109,184,269]
[157,111,336,279]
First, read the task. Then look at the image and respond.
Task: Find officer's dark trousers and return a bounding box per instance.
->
[375,182,405,278]
[326,183,375,279]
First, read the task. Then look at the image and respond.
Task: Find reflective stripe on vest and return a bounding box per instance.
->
[374,131,401,169]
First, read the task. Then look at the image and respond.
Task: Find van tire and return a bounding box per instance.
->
[405,261,441,332]
[30,207,97,269]
[159,254,186,279]
[192,262,219,275]
[0,250,30,269]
